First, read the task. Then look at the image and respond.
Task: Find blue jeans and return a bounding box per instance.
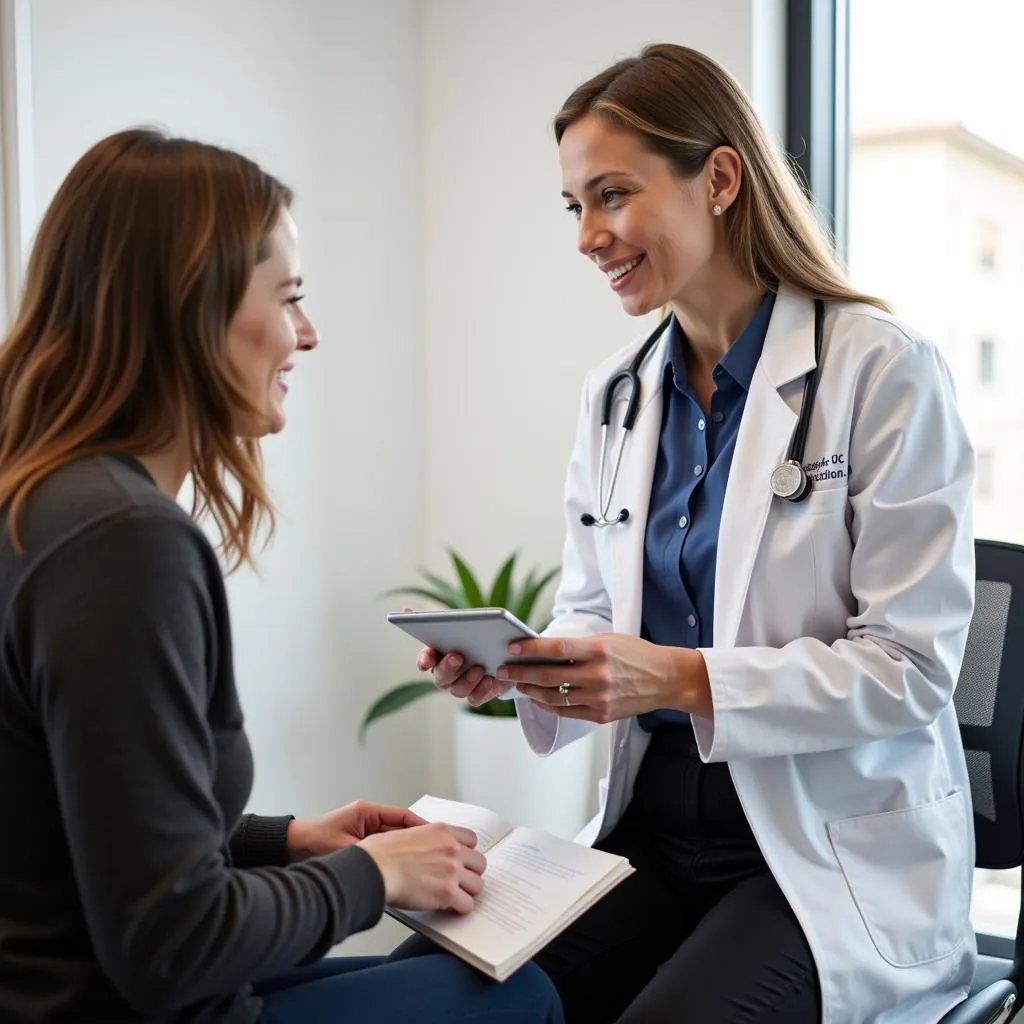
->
[255,953,564,1023]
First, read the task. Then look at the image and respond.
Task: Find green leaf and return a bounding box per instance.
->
[448,549,485,607]
[381,585,462,609]
[487,553,518,609]
[508,568,535,621]
[419,572,469,608]
[359,682,437,744]
[517,567,560,628]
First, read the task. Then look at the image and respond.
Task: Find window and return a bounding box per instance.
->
[979,219,998,269]
[848,1,1023,556]
[978,339,995,383]
[976,451,994,498]
[840,0,1024,943]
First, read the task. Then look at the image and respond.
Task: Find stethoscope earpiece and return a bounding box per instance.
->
[580,299,825,527]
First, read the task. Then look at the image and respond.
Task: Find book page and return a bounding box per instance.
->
[394,825,630,972]
[409,794,513,854]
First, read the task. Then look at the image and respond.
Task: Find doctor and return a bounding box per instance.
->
[414,43,976,1024]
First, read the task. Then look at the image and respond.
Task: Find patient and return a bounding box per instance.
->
[0,128,562,1024]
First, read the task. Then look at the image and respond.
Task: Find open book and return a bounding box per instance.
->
[387,794,634,982]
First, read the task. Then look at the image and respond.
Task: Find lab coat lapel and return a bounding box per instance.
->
[714,287,818,648]
[608,321,672,637]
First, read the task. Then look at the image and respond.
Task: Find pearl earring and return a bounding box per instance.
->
[712,203,723,216]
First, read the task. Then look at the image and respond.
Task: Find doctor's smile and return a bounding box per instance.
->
[599,254,645,291]
[274,362,293,394]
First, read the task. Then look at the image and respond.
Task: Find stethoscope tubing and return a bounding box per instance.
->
[583,297,825,528]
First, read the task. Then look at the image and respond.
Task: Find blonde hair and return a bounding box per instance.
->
[555,43,889,312]
[0,128,292,571]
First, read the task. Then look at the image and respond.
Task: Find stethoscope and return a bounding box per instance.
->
[581,298,825,528]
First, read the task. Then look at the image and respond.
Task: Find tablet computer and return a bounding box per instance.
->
[386,608,570,700]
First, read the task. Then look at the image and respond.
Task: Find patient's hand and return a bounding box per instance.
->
[286,800,427,861]
[360,823,486,914]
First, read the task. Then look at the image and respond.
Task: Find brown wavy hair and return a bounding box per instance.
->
[555,44,889,312]
[0,128,293,570]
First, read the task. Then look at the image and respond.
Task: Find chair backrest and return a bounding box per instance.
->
[955,539,1024,871]
[953,538,1024,986]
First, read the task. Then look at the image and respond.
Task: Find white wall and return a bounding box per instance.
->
[25,0,425,954]
[418,0,785,794]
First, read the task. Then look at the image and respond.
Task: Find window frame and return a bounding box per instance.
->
[0,0,34,332]
[785,0,850,258]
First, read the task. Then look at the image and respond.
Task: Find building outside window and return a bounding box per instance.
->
[978,219,998,269]
[978,339,995,383]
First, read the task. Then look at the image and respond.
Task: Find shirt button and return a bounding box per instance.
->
[698,418,706,431]
[687,614,697,627]
[694,464,704,476]
[678,515,688,529]
[712,412,724,423]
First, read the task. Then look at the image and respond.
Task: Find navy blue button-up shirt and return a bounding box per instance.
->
[638,291,776,730]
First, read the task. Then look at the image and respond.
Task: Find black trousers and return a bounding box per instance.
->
[531,724,821,1024]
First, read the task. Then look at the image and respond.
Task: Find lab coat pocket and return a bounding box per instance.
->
[827,790,970,968]
[769,484,848,518]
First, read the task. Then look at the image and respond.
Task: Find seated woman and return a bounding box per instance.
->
[0,128,563,1024]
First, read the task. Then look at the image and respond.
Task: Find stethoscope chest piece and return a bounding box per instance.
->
[769,459,811,503]
[767,298,825,506]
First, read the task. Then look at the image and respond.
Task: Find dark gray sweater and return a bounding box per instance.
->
[0,455,384,1022]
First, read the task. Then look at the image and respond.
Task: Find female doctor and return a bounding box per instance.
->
[412,44,977,1024]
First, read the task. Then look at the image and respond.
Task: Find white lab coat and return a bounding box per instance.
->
[518,284,977,1024]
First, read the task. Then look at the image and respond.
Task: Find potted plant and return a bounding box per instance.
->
[361,550,597,838]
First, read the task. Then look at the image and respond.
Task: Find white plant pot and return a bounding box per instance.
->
[453,708,595,840]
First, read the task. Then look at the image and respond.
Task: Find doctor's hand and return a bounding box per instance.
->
[286,800,427,860]
[498,633,713,724]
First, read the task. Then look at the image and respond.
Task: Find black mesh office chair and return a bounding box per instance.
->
[938,539,1024,1024]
